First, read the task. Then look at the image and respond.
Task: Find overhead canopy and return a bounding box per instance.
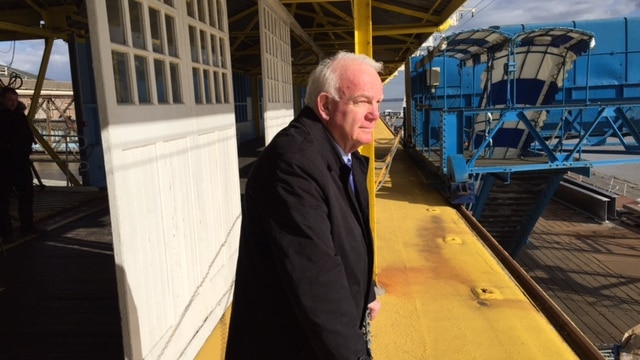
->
[223,0,466,84]
[0,0,88,41]
[0,0,466,85]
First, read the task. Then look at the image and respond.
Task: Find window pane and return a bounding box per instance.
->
[208,0,217,29]
[214,71,222,103]
[198,0,206,22]
[149,7,164,54]
[210,34,218,67]
[129,0,146,50]
[189,26,198,62]
[216,0,225,30]
[200,30,209,65]
[193,67,202,103]
[135,55,150,103]
[154,59,168,103]
[203,69,212,104]
[112,51,132,103]
[163,0,174,6]
[170,63,182,103]
[186,0,195,18]
[107,0,125,44]
[219,38,227,69]
[165,15,177,57]
[222,73,229,103]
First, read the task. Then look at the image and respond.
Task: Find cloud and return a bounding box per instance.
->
[450,0,639,32]
[0,39,71,82]
[2,0,639,83]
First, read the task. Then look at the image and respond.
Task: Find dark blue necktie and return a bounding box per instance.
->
[345,157,355,192]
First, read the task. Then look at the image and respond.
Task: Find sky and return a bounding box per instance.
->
[382,0,640,105]
[449,0,640,32]
[1,0,639,83]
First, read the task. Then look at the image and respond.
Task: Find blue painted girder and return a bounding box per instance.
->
[440,104,640,180]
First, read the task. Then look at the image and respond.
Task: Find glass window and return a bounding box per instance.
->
[222,73,230,103]
[163,0,174,6]
[203,69,212,104]
[149,7,164,54]
[192,67,202,103]
[210,34,218,67]
[154,59,168,103]
[170,63,182,103]
[165,15,177,57]
[134,55,151,103]
[208,0,217,29]
[200,30,209,65]
[197,0,206,23]
[214,71,222,103]
[189,26,198,63]
[186,0,195,18]
[216,0,225,30]
[129,0,146,50]
[218,38,227,69]
[107,0,125,44]
[112,51,132,103]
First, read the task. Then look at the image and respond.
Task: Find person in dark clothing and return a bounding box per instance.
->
[225,52,383,360]
[0,87,36,244]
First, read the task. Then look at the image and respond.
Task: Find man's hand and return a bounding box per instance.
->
[367,299,381,320]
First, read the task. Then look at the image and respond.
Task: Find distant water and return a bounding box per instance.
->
[381,100,404,113]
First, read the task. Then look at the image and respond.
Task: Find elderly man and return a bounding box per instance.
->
[226,51,383,360]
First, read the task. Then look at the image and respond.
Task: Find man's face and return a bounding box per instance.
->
[1,93,19,111]
[320,61,383,154]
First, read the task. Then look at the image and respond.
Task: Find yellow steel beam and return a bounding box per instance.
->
[353,0,378,280]
[264,0,324,57]
[228,5,258,23]
[373,19,452,36]
[230,16,258,52]
[0,5,82,40]
[0,21,67,39]
[372,1,440,22]
[26,37,82,187]
[298,21,451,35]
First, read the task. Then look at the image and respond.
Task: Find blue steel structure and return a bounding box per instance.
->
[408,17,640,256]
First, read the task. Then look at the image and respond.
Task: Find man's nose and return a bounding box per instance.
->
[368,105,380,121]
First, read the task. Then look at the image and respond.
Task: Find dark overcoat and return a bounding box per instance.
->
[225,106,375,360]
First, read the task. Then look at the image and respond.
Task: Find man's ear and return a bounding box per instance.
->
[317,94,332,121]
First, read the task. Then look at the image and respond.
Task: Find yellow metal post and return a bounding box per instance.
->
[352,0,378,279]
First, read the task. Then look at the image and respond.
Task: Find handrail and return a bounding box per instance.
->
[31,133,86,186]
[375,131,402,192]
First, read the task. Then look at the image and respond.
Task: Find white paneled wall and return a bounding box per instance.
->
[86,1,240,359]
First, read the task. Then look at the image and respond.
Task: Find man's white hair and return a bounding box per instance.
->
[304,51,383,111]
